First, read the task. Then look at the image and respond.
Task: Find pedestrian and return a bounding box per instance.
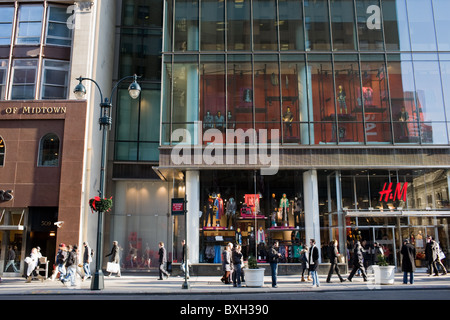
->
[181,240,190,279]
[62,245,77,287]
[425,235,434,276]
[25,248,42,283]
[158,241,170,280]
[300,244,310,282]
[221,243,233,284]
[82,241,92,280]
[401,239,416,284]
[4,246,18,273]
[347,241,368,282]
[326,240,346,283]
[308,239,320,287]
[268,240,282,288]
[54,243,67,281]
[373,241,384,265]
[105,240,121,277]
[431,239,447,276]
[232,244,243,287]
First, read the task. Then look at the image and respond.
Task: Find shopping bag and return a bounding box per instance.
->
[106,262,120,273]
[439,250,446,260]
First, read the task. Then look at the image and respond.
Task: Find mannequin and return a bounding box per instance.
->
[215,111,224,132]
[236,228,242,245]
[204,111,214,129]
[293,195,303,228]
[214,193,224,223]
[337,85,347,114]
[205,196,214,227]
[279,193,289,227]
[398,106,409,137]
[225,197,237,229]
[271,194,278,227]
[227,111,235,129]
[257,226,266,244]
[283,106,293,137]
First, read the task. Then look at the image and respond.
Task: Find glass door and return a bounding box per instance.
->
[374,227,396,267]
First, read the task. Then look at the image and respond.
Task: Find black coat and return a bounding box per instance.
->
[308,245,319,271]
[159,247,167,264]
[401,243,416,272]
[352,243,365,267]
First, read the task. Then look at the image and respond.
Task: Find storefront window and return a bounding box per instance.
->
[200,0,224,51]
[227,54,253,133]
[387,55,419,144]
[334,54,364,144]
[308,54,335,144]
[200,55,226,138]
[253,0,278,51]
[199,170,304,263]
[278,0,304,51]
[281,54,308,144]
[254,55,281,142]
[304,0,331,51]
[360,54,391,143]
[227,0,251,51]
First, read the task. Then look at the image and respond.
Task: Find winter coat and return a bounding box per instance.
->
[222,249,232,272]
[106,244,120,263]
[308,245,319,271]
[352,242,365,267]
[431,241,442,261]
[401,243,416,272]
[268,246,281,264]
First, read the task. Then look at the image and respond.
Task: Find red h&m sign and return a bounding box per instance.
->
[379,182,408,202]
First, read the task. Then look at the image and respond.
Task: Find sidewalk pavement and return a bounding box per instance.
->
[0,271,449,296]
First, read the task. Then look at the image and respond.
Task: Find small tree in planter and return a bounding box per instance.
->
[371,254,395,285]
[244,256,265,287]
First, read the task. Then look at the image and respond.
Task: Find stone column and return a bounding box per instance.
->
[303,169,321,262]
[185,170,200,263]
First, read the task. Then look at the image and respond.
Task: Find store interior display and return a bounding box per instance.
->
[199,191,304,263]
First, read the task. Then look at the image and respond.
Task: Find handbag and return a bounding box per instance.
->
[439,250,446,260]
[106,262,120,273]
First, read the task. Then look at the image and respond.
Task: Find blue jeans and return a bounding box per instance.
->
[4,260,18,272]
[403,272,414,284]
[270,262,278,287]
[232,264,242,286]
[64,265,76,286]
[311,270,320,287]
[57,263,66,280]
[83,263,91,278]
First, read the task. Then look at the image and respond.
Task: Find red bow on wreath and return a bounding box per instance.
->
[91,196,101,211]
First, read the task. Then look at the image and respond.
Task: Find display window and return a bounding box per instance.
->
[199,170,304,263]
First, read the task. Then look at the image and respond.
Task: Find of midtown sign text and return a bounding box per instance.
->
[379,182,408,202]
[4,106,67,115]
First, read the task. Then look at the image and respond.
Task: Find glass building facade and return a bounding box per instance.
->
[161,0,450,146]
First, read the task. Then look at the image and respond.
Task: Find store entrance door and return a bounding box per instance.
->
[348,226,397,269]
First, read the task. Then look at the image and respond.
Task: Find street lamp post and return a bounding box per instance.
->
[74,74,141,290]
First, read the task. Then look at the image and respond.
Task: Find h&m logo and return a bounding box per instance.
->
[379,182,408,202]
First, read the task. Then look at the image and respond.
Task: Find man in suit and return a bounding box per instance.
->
[158,242,170,280]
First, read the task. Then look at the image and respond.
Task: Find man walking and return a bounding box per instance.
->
[326,240,345,283]
[347,241,368,282]
[158,241,170,280]
[309,239,320,287]
[401,239,416,284]
[268,241,282,288]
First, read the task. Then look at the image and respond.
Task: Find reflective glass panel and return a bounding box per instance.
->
[278,0,305,51]
[330,0,357,51]
[433,0,450,51]
[200,0,224,51]
[253,0,278,51]
[174,0,199,51]
[382,0,410,51]
[227,0,251,51]
[356,0,384,51]
[304,0,331,51]
[406,0,437,51]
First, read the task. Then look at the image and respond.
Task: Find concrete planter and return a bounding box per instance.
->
[244,268,265,287]
[371,265,395,285]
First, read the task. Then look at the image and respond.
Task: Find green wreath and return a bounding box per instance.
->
[89,196,113,213]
